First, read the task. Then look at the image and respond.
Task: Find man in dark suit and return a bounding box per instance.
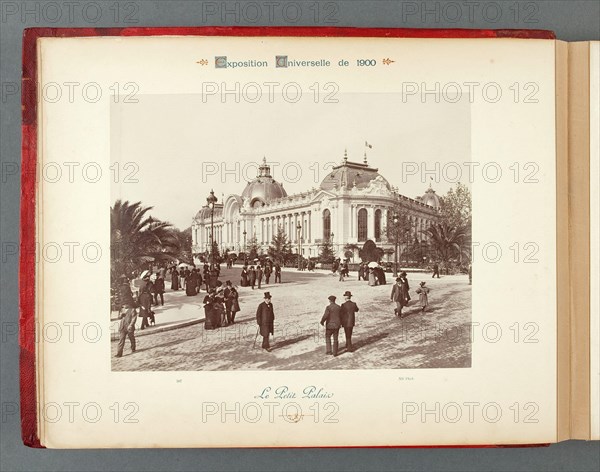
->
[320,295,342,356]
[256,264,263,289]
[340,290,359,352]
[256,292,275,351]
[274,263,282,283]
[432,262,440,278]
[116,275,138,358]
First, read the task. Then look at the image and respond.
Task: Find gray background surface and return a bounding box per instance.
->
[1,1,599,470]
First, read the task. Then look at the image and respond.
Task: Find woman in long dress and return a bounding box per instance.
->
[185,271,196,296]
[240,265,248,287]
[368,267,377,286]
[203,291,218,330]
[171,267,179,291]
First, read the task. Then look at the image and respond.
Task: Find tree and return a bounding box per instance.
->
[383,203,416,266]
[111,199,180,288]
[358,240,383,263]
[319,238,335,264]
[439,183,472,263]
[210,240,221,262]
[174,227,193,264]
[424,222,469,271]
[247,235,260,260]
[440,182,471,229]
[268,227,293,264]
[344,243,360,261]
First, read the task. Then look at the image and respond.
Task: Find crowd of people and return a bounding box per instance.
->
[240,258,282,288]
[115,257,452,359]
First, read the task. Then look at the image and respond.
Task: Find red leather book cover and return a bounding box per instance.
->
[20,26,555,449]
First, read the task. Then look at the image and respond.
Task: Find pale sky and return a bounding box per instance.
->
[111,93,471,229]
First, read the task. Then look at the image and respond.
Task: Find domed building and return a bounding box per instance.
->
[192,151,441,262]
[416,186,442,210]
[241,158,287,208]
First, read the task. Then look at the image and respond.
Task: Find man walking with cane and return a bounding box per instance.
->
[116,275,137,358]
[256,292,275,352]
[320,295,342,356]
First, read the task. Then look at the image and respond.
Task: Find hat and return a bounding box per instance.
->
[396,277,402,282]
[328,295,336,302]
[225,280,232,285]
[400,271,407,277]
[264,292,272,299]
[420,281,426,286]
[343,291,352,297]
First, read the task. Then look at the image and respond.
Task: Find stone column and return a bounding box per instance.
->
[367,206,374,241]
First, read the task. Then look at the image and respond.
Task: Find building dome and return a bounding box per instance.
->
[320,152,391,191]
[420,187,441,209]
[194,204,223,220]
[241,158,287,207]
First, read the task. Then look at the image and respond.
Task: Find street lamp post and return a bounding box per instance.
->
[393,214,399,277]
[296,222,302,270]
[206,189,218,266]
[330,232,334,258]
[242,230,247,253]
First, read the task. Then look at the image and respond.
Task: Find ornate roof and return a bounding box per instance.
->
[418,186,441,210]
[241,157,287,207]
[320,151,391,192]
[194,204,223,221]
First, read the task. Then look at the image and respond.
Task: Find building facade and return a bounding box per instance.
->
[192,152,441,262]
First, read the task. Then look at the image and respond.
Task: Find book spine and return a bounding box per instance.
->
[20,28,43,448]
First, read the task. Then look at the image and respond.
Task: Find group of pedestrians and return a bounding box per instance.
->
[391,272,430,317]
[203,280,241,329]
[252,290,360,356]
[240,259,282,289]
[115,258,441,359]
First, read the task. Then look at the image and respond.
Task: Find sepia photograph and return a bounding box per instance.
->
[110,93,473,371]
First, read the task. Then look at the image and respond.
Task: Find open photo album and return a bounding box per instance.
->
[20,27,598,447]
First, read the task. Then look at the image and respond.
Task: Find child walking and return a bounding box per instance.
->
[416,281,430,312]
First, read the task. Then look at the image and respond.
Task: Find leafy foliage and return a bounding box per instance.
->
[358,240,383,262]
[110,199,180,287]
[319,238,335,263]
[437,183,472,265]
[268,227,293,264]
[247,235,261,260]
[425,223,469,269]
[440,182,471,230]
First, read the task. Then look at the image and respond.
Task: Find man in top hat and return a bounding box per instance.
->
[340,290,359,352]
[116,274,138,357]
[320,295,342,356]
[256,292,275,351]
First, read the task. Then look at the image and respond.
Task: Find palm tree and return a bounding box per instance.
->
[111,200,180,286]
[424,222,469,271]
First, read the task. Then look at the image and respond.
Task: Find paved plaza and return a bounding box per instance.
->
[111,267,472,371]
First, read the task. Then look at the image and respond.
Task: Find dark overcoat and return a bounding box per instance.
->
[391,279,411,307]
[320,303,342,329]
[256,301,275,336]
[340,300,359,327]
